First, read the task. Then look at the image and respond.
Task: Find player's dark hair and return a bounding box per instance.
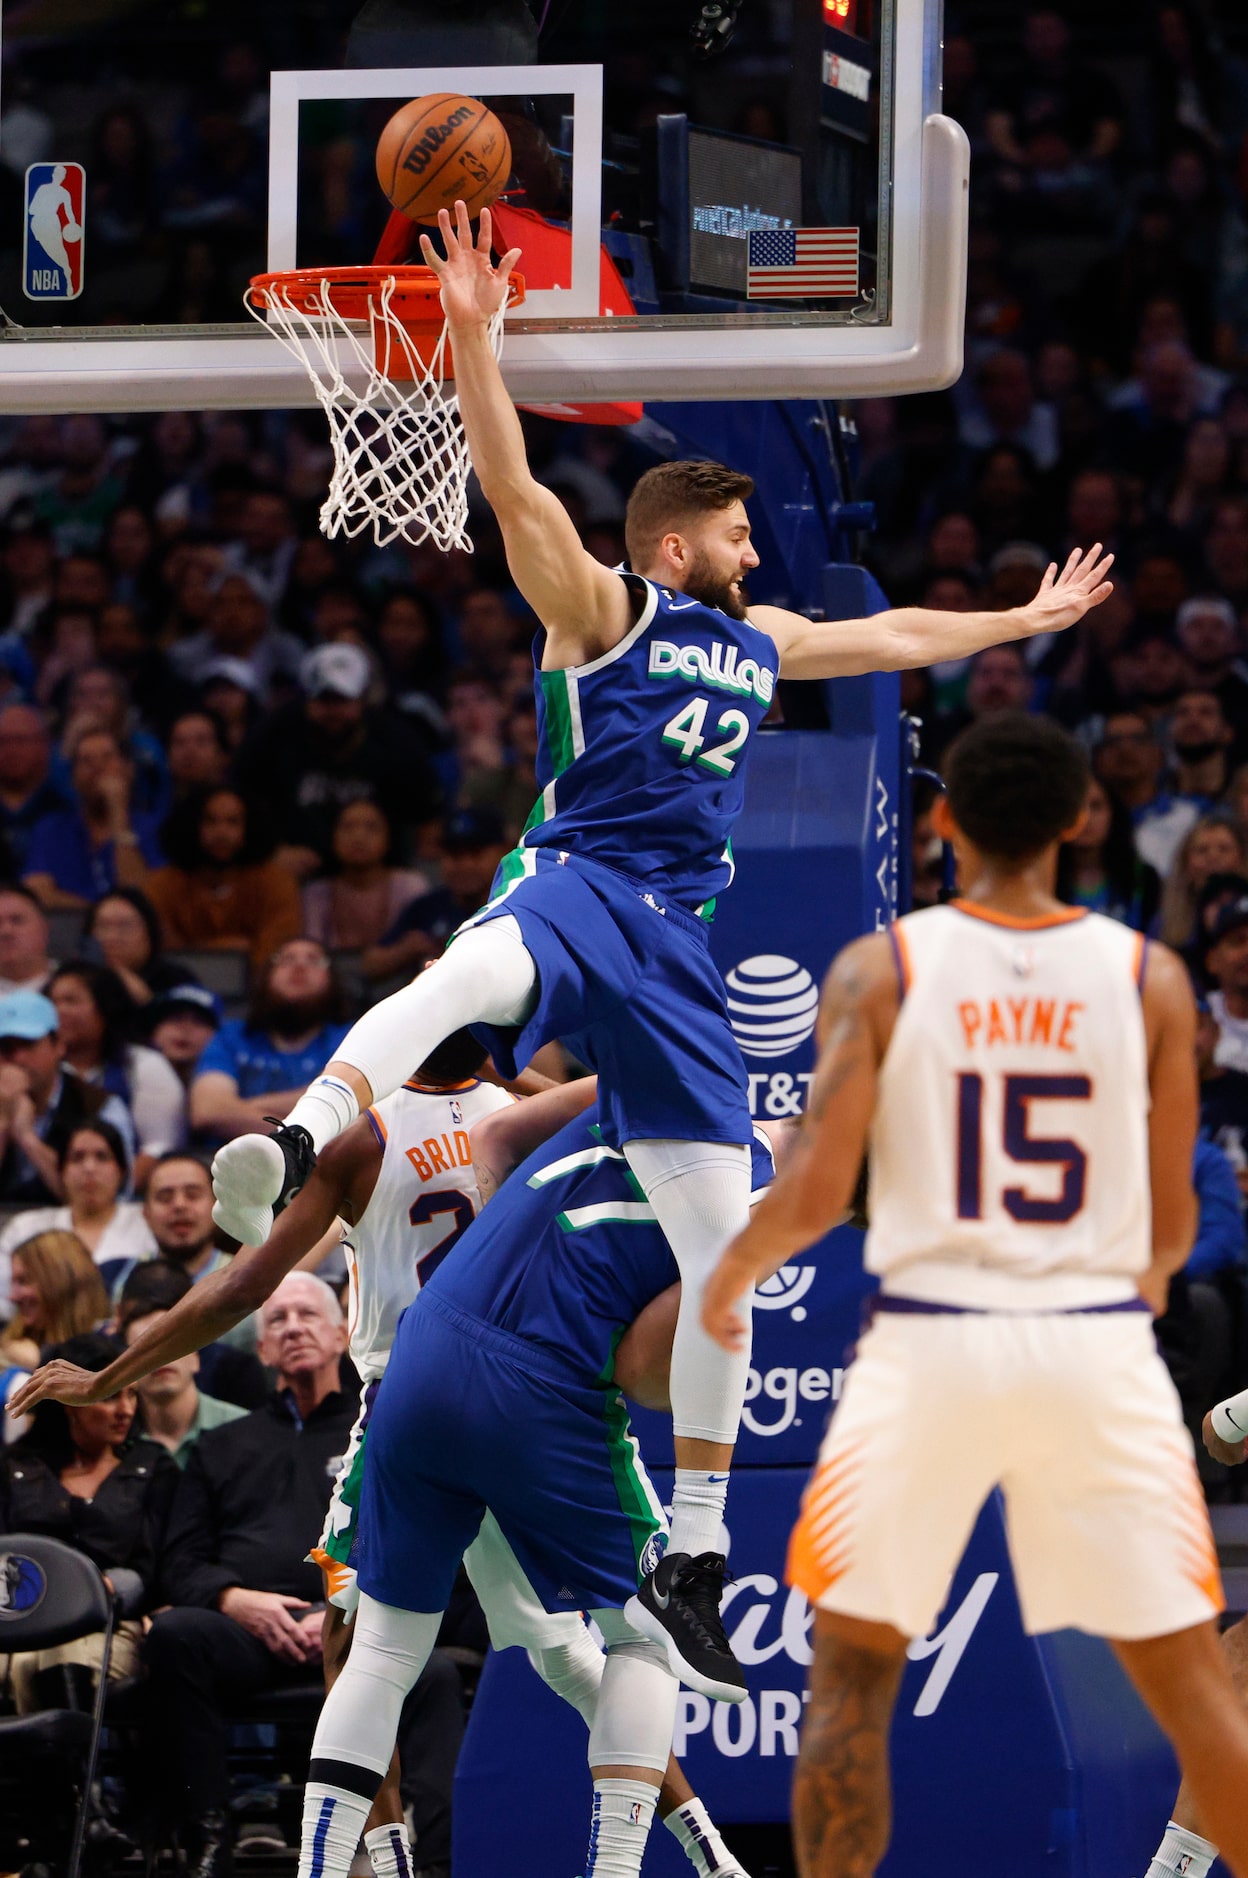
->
[944,712,1090,865]
[624,460,755,569]
[415,1028,490,1087]
[116,1257,194,1328]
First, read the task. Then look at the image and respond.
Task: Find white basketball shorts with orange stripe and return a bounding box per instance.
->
[787,1306,1223,1642]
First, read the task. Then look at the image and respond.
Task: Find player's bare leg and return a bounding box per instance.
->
[1138,1615,1248,1875]
[1121,1620,1248,1877]
[321,1602,409,1878]
[792,1611,908,1878]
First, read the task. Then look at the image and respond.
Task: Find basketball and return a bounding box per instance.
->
[375,92,512,225]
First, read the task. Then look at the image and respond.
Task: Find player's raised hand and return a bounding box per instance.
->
[7,1358,107,1417]
[419,201,521,330]
[1016,544,1115,637]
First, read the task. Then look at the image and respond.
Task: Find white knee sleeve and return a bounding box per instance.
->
[587,1638,678,1774]
[529,1623,607,1725]
[623,1139,753,1445]
[331,916,538,1104]
[309,1595,442,1783]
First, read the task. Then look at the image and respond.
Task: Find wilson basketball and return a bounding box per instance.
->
[376,93,512,225]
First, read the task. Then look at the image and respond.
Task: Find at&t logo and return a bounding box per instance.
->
[726,956,818,1059]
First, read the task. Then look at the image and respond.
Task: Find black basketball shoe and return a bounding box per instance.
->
[625,1550,746,1702]
[261,1118,317,1215]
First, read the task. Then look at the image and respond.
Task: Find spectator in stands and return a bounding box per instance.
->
[0,1331,177,1709]
[0,514,55,640]
[84,886,194,1007]
[1157,1133,1247,1486]
[1056,775,1160,931]
[0,704,68,872]
[0,884,55,994]
[33,415,123,555]
[220,490,297,611]
[0,1230,108,1369]
[124,1306,246,1467]
[165,710,230,801]
[115,1257,265,1404]
[0,989,132,1204]
[959,349,1060,471]
[57,667,170,818]
[189,939,350,1144]
[301,799,428,952]
[146,984,220,1089]
[1093,711,1199,876]
[0,1115,154,1269]
[49,961,186,1182]
[931,642,1033,755]
[23,726,163,908]
[456,586,526,682]
[146,786,302,970]
[198,658,262,755]
[1206,892,1248,1075]
[375,586,447,722]
[169,569,303,700]
[361,808,508,982]
[1161,816,1248,951]
[1175,595,1248,754]
[1169,687,1237,806]
[1198,996,1248,1205]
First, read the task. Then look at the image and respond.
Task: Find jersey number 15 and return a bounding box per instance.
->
[955,1073,1091,1225]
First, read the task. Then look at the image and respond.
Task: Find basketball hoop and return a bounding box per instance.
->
[245,264,525,552]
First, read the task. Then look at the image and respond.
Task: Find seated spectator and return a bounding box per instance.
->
[56,667,170,820]
[123,1304,247,1467]
[1094,711,1199,876]
[0,1331,177,1710]
[1157,1136,1247,1488]
[1175,596,1248,760]
[0,514,55,641]
[1207,892,1248,1074]
[23,725,163,909]
[0,989,133,1205]
[146,786,302,970]
[84,885,195,1007]
[0,1230,108,1374]
[190,940,350,1144]
[1198,997,1248,1204]
[1159,815,1248,951]
[116,1256,266,1403]
[165,710,230,801]
[219,489,297,612]
[233,643,440,880]
[1169,687,1236,807]
[168,569,303,700]
[0,1117,155,1286]
[146,984,221,1089]
[0,703,69,873]
[0,884,55,993]
[1056,776,1160,930]
[302,799,428,952]
[362,808,508,983]
[375,586,447,725]
[931,642,1033,756]
[49,961,187,1183]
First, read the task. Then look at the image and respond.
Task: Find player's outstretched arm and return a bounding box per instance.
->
[752,544,1114,681]
[470,1075,599,1202]
[420,202,630,662]
[701,935,898,1351]
[1139,942,1200,1315]
[7,1134,367,1416]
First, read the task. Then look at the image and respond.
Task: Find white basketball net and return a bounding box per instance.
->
[247,274,506,552]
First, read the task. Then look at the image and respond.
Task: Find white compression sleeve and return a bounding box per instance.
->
[588,1637,679,1774]
[529,1624,607,1725]
[299,1597,441,1878]
[289,917,537,1131]
[623,1139,753,1446]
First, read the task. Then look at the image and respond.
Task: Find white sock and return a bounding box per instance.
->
[364,1822,414,1878]
[669,1468,728,1558]
[1146,1820,1218,1877]
[665,1798,746,1876]
[287,1075,361,1155]
[585,1778,658,1878]
[298,1787,371,1878]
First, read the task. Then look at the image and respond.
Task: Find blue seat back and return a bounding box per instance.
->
[0,1533,111,1652]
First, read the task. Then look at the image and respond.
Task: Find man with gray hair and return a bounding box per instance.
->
[144,1272,462,1876]
[1175,596,1248,761]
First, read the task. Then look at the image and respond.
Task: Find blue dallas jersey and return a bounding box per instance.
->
[514,575,781,917]
[419,1103,776,1385]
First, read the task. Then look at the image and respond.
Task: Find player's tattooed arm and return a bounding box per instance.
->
[471,1076,599,1203]
[701,934,898,1351]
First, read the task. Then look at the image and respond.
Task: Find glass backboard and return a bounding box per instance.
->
[0,0,966,411]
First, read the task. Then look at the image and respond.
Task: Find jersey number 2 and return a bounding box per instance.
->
[411,1190,476,1286]
[955,1073,1091,1224]
[662,699,750,776]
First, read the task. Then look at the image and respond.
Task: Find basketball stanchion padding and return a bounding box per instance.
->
[245,264,525,551]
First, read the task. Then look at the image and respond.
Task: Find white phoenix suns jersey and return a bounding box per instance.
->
[344,1077,515,1377]
[867,902,1152,1307]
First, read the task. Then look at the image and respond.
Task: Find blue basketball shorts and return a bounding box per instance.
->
[459,847,752,1149]
[355,1291,667,1619]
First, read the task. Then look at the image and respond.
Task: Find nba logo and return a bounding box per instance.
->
[23,162,84,300]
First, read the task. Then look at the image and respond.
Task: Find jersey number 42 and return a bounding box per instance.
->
[662,699,751,777]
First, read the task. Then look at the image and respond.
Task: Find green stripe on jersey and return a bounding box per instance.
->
[540,668,583,775]
[600,1368,664,1570]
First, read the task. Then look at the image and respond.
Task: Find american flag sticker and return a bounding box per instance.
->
[746,227,859,299]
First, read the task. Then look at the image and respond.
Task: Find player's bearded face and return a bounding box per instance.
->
[681,544,751,620]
